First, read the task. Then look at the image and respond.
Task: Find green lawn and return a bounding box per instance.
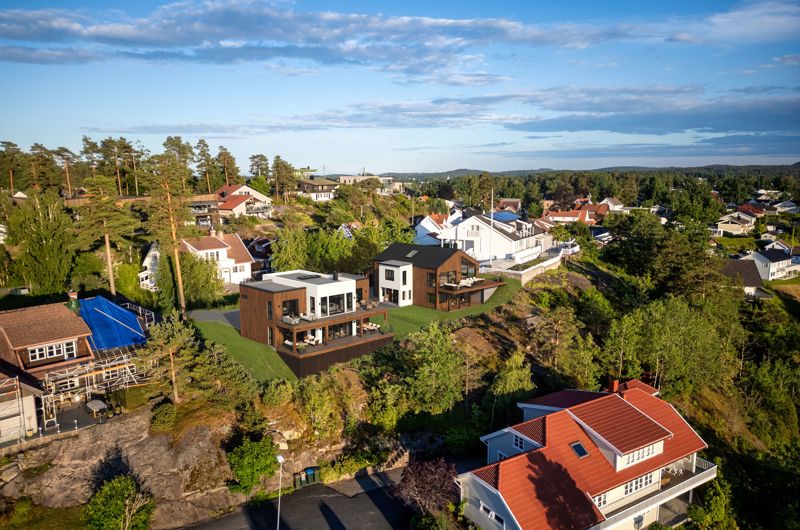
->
[380,278,522,339]
[715,236,758,253]
[193,321,296,382]
[765,275,800,286]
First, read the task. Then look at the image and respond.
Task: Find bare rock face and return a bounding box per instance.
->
[0,407,243,529]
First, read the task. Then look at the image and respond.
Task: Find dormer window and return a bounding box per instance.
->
[593,493,607,508]
[570,442,589,459]
[624,444,655,465]
[513,434,524,450]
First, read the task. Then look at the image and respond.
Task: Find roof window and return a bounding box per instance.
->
[405,250,419,258]
[570,442,589,458]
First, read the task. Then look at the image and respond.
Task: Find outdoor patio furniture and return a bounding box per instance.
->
[86,399,107,418]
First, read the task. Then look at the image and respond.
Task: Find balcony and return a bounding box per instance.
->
[592,458,717,530]
[439,276,505,294]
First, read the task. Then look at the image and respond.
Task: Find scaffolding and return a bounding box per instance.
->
[0,377,27,443]
[119,301,156,329]
[39,345,149,430]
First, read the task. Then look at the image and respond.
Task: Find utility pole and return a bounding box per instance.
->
[63,159,72,197]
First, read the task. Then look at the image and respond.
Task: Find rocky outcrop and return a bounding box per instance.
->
[0,403,356,529]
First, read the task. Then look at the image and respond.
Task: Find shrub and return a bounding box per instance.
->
[150,400,176,433]
[226,438,279,493]
[84,475,153,530]
[318,449,389,483]
[261,379,295,408]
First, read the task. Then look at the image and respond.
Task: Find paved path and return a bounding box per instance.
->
[190,483,411,530]
[189,309,241,330]
[327,467,405,497]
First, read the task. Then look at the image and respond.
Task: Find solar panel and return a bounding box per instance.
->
[570,442,589,458]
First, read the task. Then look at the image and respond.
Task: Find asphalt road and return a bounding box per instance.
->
[190,483,412,530]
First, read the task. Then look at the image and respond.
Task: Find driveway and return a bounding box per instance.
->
[189,309,241,330]
[189,483,411,530]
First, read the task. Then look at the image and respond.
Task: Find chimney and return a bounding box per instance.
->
[610,377,620,393]
[333,271,339,281]
[66,291,80,312]
[209,228,216,238]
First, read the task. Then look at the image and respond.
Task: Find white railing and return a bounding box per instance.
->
[591,458,717,530]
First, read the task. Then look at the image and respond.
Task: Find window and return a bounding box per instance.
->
[385,269,395,281]
[427,272,436,287]
[624,445,654,465]
[623,473,654,496]
[402,291,405,300]
[479,503,505,527]
[57,378,79,391]
[570,442,589,459]
[593,493,607,508]
[310,297,315,314]
[402,270,407,285]
[438,292,446,303]
[497,451,507,461]
[427,293,436,304]
[28,340,77,362]
[513,434,524,450]
[267,301,273,320]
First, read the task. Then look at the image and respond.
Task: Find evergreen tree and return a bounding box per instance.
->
[140,310,196,404]
[249,153,269,177]
[216,146,240,186]
[271,228,308,271]
[73,176,139,296]
[194,139,222,193]
[144,153,192,317]
[7,192,75,294]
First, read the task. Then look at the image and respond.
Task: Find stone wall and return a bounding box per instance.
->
[483,251,563,286]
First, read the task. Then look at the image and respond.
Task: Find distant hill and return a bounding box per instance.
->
[379,163,800,180]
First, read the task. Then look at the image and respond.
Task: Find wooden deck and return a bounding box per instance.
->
[276,331,394,377]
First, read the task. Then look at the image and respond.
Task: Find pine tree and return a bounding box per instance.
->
[73,176,139,296]
[144,153,192,318]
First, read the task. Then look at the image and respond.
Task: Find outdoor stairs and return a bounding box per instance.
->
[377,442,410,472]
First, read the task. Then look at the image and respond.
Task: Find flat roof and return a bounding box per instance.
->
[245,280,303,293]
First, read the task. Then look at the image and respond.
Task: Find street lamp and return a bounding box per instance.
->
[276,454,285,530]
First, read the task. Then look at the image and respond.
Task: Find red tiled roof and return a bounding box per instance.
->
[429,213,448,227]
[524,389,606,409]
[469,389,707,530]
[569,394,671,454]
[220,233,255,265]
[219,194,252,210]
[511,416,546,445]
[618,379,659,396]
[215,184,243,198]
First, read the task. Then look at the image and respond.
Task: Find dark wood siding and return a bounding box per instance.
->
[240,284,306,344]
[278,334,393,377]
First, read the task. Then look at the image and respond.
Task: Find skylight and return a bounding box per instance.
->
[570,442,589,459]
[405,250,418,258]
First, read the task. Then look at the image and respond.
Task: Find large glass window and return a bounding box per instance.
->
[402,270,407,285]
[282,299,299,317]
[267,301,273,320]
[461,259,476,278]
[321,296,328,316]
[28,340,77,362]
[310,296,315,315]
[328,294,345,315]
[385,269,395,281]
[346,293,353,312]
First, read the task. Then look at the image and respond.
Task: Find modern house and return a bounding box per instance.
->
[436,214,554,264]
[722,259,764,296]
[298,177,339,202]
[458,382,717,530]
[180,230,255,284]
[372,243,504,311]
[716,212,756,236]
[742,248,798,280]
[215,184,272,217]
[239,270,392,377]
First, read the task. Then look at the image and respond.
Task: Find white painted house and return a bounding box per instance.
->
[716,212,756,236]
[742,249,797,280]
[437,214,554,264]
[180,230,255,284]
[599,197,625,212]
[138,243,161,291]
[375,260,414,307]
[458,383,716,530]
[215,184,272,217]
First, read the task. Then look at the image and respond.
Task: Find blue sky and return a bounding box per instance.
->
[0,1,798,173]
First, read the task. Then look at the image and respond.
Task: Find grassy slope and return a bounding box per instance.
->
[382,278,522,339]
[193,320,296,382]
[0,502,83,530]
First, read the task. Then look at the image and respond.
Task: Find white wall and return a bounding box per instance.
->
[0,393,37,443]
[485,430,542,464]
[377,263,413,306]
[459,474,521,530]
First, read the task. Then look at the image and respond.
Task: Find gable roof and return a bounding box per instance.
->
[215,184,244,198]
[617,379,660,396]
[219,233,255,264]
[182,235,229,252]
[219,194,252,210]
[568,393,672,454]
[723,259,764,288]
[467,388,707,530]
[0,303,92,352]
[374,243,469,269]
[759,248,792,263]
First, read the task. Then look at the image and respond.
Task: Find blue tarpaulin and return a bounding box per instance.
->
[81,296,146,351]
